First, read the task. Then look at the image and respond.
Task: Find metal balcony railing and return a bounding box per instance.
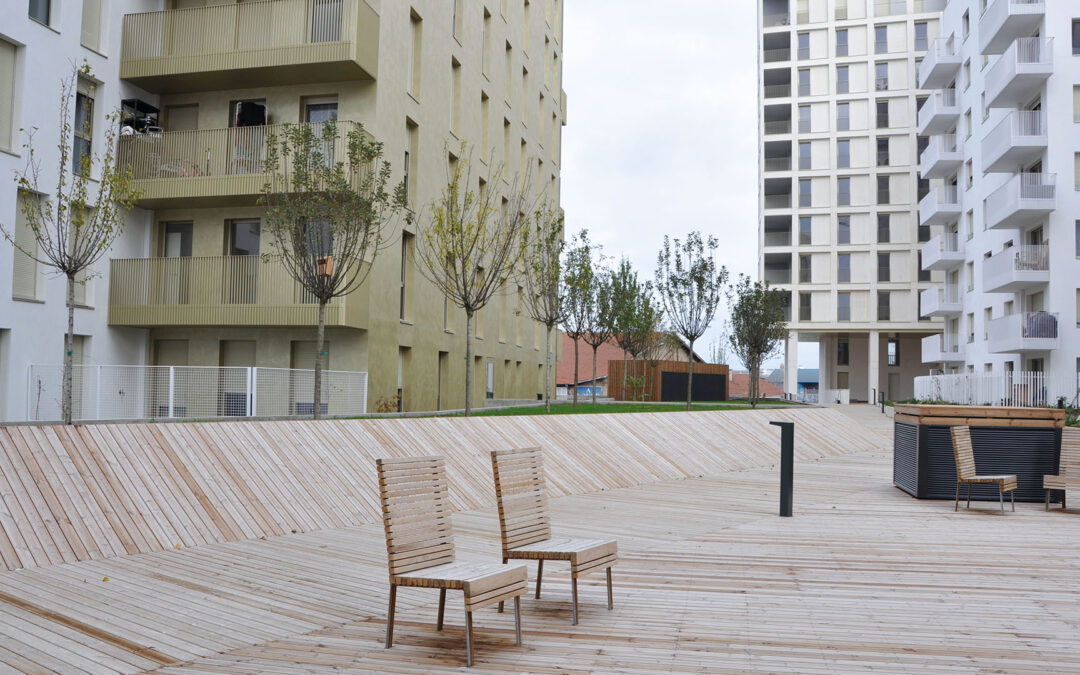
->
[764,194,792,209]
[763,269,792,284]
[764,48,792,62]
[764,157,792,172]
[763,12,791,27]
[764,84,792,98]
[764,120,792,134]
[763,231,792,247]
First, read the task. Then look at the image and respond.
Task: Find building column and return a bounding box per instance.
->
[784,330,799,398]
[867,330,880,405]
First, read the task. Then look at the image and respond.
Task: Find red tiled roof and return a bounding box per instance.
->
[728,373,785,398]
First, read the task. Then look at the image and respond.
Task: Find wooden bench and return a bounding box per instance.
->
[1044,427,1079,511]
[491,447,617,625]
[951,426,1017,515]
[376,456,528,667]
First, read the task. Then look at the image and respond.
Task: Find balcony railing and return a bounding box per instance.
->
[874,0,905,17]
[984,37,1053,108]
[979,0,1046,55]
[120,0,379,93]
[919,185,961,227]
[763,48,791,63]
[982,244,1049,292]
[764,157,792,172]
[764,194,792,209]
[763,12,790,27]
[921,334,965,364]
[764,120,792,135]
[763,269,792,284]
[918,36,961,89]
[988,312,1059,353]
[917,88,959,135]
[763,231,791,247]
[913,0,948,11]
[921,133,962,178]
[764,84,792,98]
[981,110,1046,173]
[109,255,367,328]
[985,172,1055,230]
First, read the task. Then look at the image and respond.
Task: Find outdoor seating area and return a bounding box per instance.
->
[0,407,1077,672]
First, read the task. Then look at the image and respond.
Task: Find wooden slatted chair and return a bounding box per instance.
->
[951,426,1017,515]
[491,447,617,625]
[1044,427,1079,511]
[376,456,528,667]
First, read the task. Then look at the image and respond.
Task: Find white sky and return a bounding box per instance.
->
[560,1,819,370]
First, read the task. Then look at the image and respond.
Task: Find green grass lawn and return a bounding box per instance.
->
[470,400,798,416]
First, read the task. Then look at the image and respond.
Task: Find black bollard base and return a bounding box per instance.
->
[769,421,794,517]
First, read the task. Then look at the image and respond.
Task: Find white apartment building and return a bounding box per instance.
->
[917,0,1079,401]
[758,0,947,403]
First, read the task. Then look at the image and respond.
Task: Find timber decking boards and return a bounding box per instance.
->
[0,408,1072,673]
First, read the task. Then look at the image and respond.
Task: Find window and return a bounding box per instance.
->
[837,176,850,206]
[836,29,849,57]
[73,78,95,175]
[837,292,851,322]
[1076,220,1080,257]
[966,312,974,343]
[1073,19,1080,55]
[915,22,928,51]
[837,139,850,168]
[798,68,810,96]
[405,119,418,206]
[81,0,103,52]
[962,59,971,90]
[799,254,811,282]
[875,26,887,54]
[799,141,811,169]
[875,62,888,90]
[11,191,39,301]
[228,220,260,256]
[918,223,930,243]
[400,234,412,320]
[450,59,462,135]
[877,137,889,166]
[878,214,890,243]
[409,10,423,96]
[878,291,890,321]
[796,105,812,133]
[798,32,810,59]
[837,371,849,389]
[964,109,972,139]
[799,292,811,321]
[877,175,889,204]
[837,215,850,244]
[918,252,931,282]
[799,178,812,207]
[0,38,15,153]
[838,253,851,282]
[837,102,850,131]
[837,339,849,365]
[29,0,49,25]
[876,100,888,128]
[799,216,812,245]
[962,10,970,39]
[1074,86,1080,123]
[887,338,900,366]
[836,65,849,93]
[878,252,890,282]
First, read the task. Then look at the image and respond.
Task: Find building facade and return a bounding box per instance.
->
[916,0,1078,401]
[758,0,946,403]
[1,0,566,420]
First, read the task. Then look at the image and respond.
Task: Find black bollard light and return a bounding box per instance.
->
[769,421,794,517]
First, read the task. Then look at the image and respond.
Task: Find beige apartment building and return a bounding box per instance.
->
[106,0,566,412]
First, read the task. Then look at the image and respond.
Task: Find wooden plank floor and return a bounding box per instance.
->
[0,407,1076,672]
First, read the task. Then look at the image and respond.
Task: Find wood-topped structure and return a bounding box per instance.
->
[894,404,1067,428]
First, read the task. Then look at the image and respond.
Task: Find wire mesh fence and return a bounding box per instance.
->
[25,365,368,422]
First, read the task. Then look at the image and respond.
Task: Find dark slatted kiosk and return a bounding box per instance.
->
[893,405,1066,503]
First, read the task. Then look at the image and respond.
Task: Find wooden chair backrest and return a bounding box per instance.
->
[376,456,455,577]
[491,447,552,552]
[1061,427,1080,480]
[951,426,977,481]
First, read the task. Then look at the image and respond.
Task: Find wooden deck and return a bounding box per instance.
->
[0,407,1078,672]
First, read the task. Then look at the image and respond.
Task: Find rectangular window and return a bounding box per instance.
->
[918,252,931,282]
[1074,85,1080,123]
[837,66,849,94]
[799,105,811,132]
[799,141,811,170]
[875,26,887,54]
[838,253,851,282]
[915,22,928,51]
[81,0,103,52]
[836,29,848,57]
[799,292,811,321]
[799,254,811,283]
[837,177,850,206]
[837,139,850,168]
[878,291,890,321]
[962,11,969,39]
[837,293,851,322]
[450,59,462,135]
[799,179,812,207]
[837,215,850,244]
[877,137,889,166]
[11,191,38,300]
[918,223,931,243]
[29,0,50,24]
[1073,19,1080,55]
[409,11,423,96]
[482,9,492,75]
[798,32,810,59]
[799,216,812,245]
[1076,220,1080,257]
[877,175,889,204]
[875,62,888,90]
[453,0,464,38]
[0,38,15,153]
[876,100,889,128]
[837,339,849,366]
[878,214,890,243]
[837,102,850,131]
[887,338,900,366]
[73,78,95,175]
[798,68,810,96]
[399,234,412,321]
[405,119,418,206]
[878,252,890,282]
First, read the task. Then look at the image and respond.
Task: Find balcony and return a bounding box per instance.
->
[120,0,379,94]
[921,334,965,364]
[918,36,961,89]
[921,233,964,271]
[764,194,792,210]
[109,256,369,329]
[918,185,961,227]
[979,0,1045,55]
[920,134,962,179]
[981,110,1046,173]
[764,157,792,172]
[764,84,792,99]
[917,89,959,135]
[984,38,1053,109]
[987,312,1059,353]
[117,120,366,208]
[984,172,1055,230]
[763,12,790,28]
[764,120,792,135]
[982,245,1049,293]
[763,47,792,63]
[920,285,963,317]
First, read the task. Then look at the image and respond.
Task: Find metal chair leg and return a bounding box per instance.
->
[514,596,522,646]
[464,609,473,667]
[1046,489,1050,512]
[606,567,614,610]
[1011,489,1015,512]
[1064,491,1067,510]
[498,557,507,613]
[385,584,397,648]
[967,483,972,509]
[999,484,1004,515]
[535,560,544,599]
[955,482,960,512]
[571,576,578,626]
[437,588,446,630]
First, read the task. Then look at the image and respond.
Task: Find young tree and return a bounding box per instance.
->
[609,258,640,401]
[580,267,614,405]
[261,118,404,419]
[622,289,663,401]
[727,275,789,408]
[1,67,141,424]
[561,230,600,407]
[708,319,733,365]
[520,205,567,413]
[655,232,729,410]
[414,146,531,416]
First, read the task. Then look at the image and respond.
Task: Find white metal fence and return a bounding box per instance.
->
[913,371,1075,408]
[26,365,368,422]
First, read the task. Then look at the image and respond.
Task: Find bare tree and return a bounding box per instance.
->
[580,267,614,405]
[561,229,601,407]
[727,275,788,408]
[261,119,404,418]
[1,66,141,424]
[521,205,567,412]
[655,232,728,410]
[708,319,732,365]
[414,145,532,416]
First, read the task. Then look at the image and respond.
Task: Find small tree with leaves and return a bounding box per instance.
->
[655,232,728,410]
[414,145,531,416]
[580,266,614,404]
[622,288,664,401]
[261,119,404,419]
[521,205,567,412]
[708,319,733,365]
[561,230,602,407]
[1,66,141,424]
[609,258,640,401]
[727,275,789,408]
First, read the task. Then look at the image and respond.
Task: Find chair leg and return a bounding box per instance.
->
[606,567,614,610]
[535,560,544,599]
[998,484,1004,515]
[385,584,397,649]
[437,588,446,630]
[498,557,507,613]
[1046,489,1050,512]
[967,483,972,509]
[571,576,578,626]
[955,482,960,512]
[1011,488,1015,512]
[1063,491,1067,510]
[464,609,473,668]
[514,596,522,646]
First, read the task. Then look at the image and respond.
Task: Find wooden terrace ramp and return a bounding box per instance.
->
[0,407,1075,672]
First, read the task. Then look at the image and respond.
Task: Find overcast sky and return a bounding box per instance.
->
[562,1,815,370]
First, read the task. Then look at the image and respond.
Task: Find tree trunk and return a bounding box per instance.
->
[62,273,75,425]
[749,357,759,409]
[591,345,599,405]
[621,350,628,401]
[544,325,552,413]
[686,339,695,411]
[572,337,579,407]
[464,310,474,417]
[313,300,326,419]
